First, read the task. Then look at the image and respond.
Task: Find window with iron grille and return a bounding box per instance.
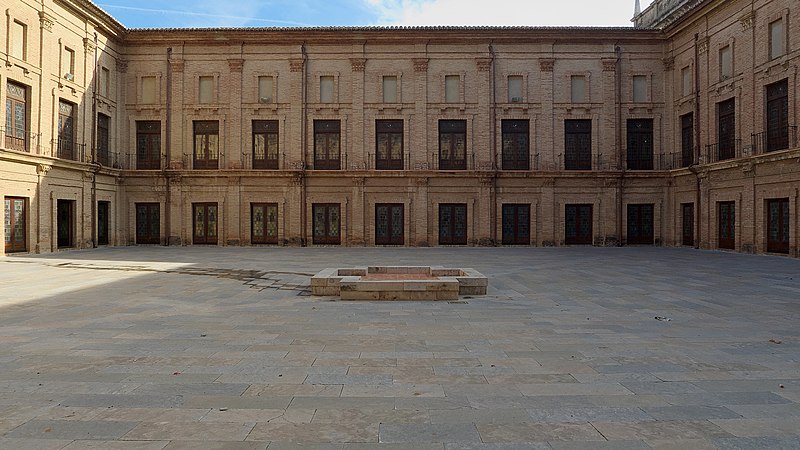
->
[565,119,591,170]
[439,120,466,170]
[136,121,161,169]
[626,119,653,170]
[681,113,693,167]
[718,98,736,160]
[375,120,403,170]
[253,120,279,169]
[97,113,110,166]
[5,81,27,152]
[766,79,789,152]
[58,100,76,160]
[314,120,341,170]
[501,120,529,170]
[193,120,219,169]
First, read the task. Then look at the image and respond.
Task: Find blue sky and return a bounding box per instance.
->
[96,0,654,28]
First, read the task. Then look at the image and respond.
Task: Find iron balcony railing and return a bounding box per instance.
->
[706,139,742,163]
[751,126,797,155]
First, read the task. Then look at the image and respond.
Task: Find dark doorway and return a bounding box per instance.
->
[375,203,404,245]
[718,201,735,250]
[4,197,27,253]
[57,199,74,248]
[627,204,654,245]
[193,203,218,245]
[136,203,160,245]
[439,203,467,245]
[766,79,789,152]
[312,203,341,245]
[767,198,790,254]
[502,204,530,245]
[682,203,694,247]
[97,201,109,246]
[565,204,592,245]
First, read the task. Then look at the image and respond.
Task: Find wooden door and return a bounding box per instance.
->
[136,203,160,244]
[193,203,218,245]
[767,198,790,254]
[627,204,654,245]
[718,201,735,250]
[97,201,109,246]
[502,204,530,245]
[565,204,592,245]
[439,204,467,245]
[251,203,278,244]
[375,203,404,245]
[312,203,341,245]
[682,203,694,247]
[4,197,26,253]
[57,200,74,248]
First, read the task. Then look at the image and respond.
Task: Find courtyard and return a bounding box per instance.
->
[0,246,799,449]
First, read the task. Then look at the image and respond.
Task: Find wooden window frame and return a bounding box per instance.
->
[375,119,404,170]
[565,119,592,170]
[313,120,341,170]
[438,120,467,170]
[193,121,220,170]
[253,120,279,169]
[136,121,161,170]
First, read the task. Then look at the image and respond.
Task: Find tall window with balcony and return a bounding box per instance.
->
[764,79,789,152]
[97,113,110,166]
[58,100,75,160]
[252,120,278,169]
[193,121,219,169]
[11,21,26,61]
[769,18,785,60]
[627,119,653,170]
[565,119,591,170]
[5,81,27,152]
[314,120,340,170]
[375,120,403,170]
[502,120,529,170]
[681,113,694,167]
[717,98,736,160]
[439,120,466,170]
[136,121,161,169]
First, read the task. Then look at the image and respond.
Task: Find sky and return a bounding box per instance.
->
[96,0,655,29]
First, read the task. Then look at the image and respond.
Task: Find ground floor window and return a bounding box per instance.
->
[627,204,654,245]
[136,203,160,245]
[682,203,694,247]
[565,204,592,245]
[439,203,467,245]
[98,201,109,246]
[57,199,75,248]
[193,203,218,245]
[767,198,789,254]
[375,203,404,245]
[502,204,530,245]
[251,203,278,244]
[718,201,735,250]
[4,197,26,253]
[313,203,340,245]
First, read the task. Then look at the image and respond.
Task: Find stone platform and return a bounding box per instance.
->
[311,265,488,300]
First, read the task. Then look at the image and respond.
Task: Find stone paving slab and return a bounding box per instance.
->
[0,246,799,448]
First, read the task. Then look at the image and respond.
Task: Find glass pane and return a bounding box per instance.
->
[329,207,339,237]
[770,20,784,58]
[571,76,585,102]
[518,206,529,237]
[207,134,219,160]
[4,200,10,243]
[376,134,389,159]
[253,206,264,237]
[440,134,451,160]
[383,76,397,103]
[391,207,402,238]
[439,207,451,238]
[258,76,273,102]
[254,134,266,161]
[14,103,25,138]
[579,207,591,239]
[769,202,779,241]
[453,134,466,160]
[454,206,466,238]
[195,135,206,159]
[320,76,334,103]
[390,134,403,160]
[266,134,278,160]
[633,76,647,102]
[508,76,523,102]
[328,134,339,159]
[149,206,159,237]
[376,206,388,238]
[720,46,732,79]
[314,207,326,237]
[502,206,514,241]
[195,207,205,237]
[266,206,278,237]
[445,75,459,102]
[207,206,217,237]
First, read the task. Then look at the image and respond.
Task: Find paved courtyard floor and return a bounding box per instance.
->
[1,246,799,449]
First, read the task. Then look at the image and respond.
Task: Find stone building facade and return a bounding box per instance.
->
[1,0,798,257]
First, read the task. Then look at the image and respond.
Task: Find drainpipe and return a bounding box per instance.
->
[692,32,702,249]
[615,45,624,246]
[300,43,308,246]
[165,47,172,246]
[90,31,99,248]
[489,43,497,245]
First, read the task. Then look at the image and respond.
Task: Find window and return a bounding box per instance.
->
[565,204,592,245]
[508,75,523,103]
[681,113,694,167]
[58,100,76,160]
[439,204,467,245]
[193,121,219,169]
[718,98,736,160]
[141,76,157,104]
[445,75,459,103]
[97,113,110,166]
[11,21,26,61]
[136,121,161,169]
[375,203,404,245]
[312,203,340,245]
[251,203,278,244]
[63,48,75,79]
[382,76,397,103]
[5,81,27,152]
[439,120,467,170]
[565,119,592,170]
[767,198,790,254]
[502,204,530,245]
[320,76,334,103]
[627,204,654,245]
[633,75,647,102]
[718,201,735,250]
[681,66,692,97]
[101,67,111,97]
[258,76,274,103]
[4,197,27,253]
[570,75,585,103]
[135,203,160,244]
[627,119,653,170]
[719,46,732,80]
[375,119,403,170]
[502,120,529,170]
[314,120,340,170]
[769,18,785,59]
[193,203,218,245]
[682,203,694,246]
[253,120,279,169]
[765,79,789,152]
[199,76,214,104]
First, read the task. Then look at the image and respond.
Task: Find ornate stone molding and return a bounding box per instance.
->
[476,58,492,72]
[39,11,55,32]
[83,37,96,54]
[539,58,555,72]
[350,58,367,72]
[541,177,556,187]
[169,59,184,73]
[116,59,128,73]
[697,36,709,55]
[352,176,366,187]
[662,56,675,70]
[479,175,495,187]
[739,11,755,31]
[228,59,244,72]
[601,58,617,72]
[289,173,304,186]
[36,164,52,176]
[289,59,305,73]
[413,58,429,73]
[414,177,428,187]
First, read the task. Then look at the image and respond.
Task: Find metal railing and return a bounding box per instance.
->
[752,126,797,155]
[706,139,742,163]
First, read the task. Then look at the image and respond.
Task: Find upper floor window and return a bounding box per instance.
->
[445,75,460,103]
[198,76,214,104]
[633,75,647,102]
[501,119,529,170]
[681,66,692,97]
[193,121,219,169]
[11,21,26,61]
[320,76,334,103]
[375,119,403,170]
[719,46,732,80]
[58,100,76,160]
[769,18,785,59]
[439,119,466,170]
[63,48,75,80]
[258,76,274,103]
[565,119,592,170]
[141,76,157,104]
[5,81,27,152]
[314,120,340,170]
[136,121,161,170]
[681,113,694,167]
[97,113,110,166]
[382,76,398,103]
[508,75,523,103]
[717,98,736,161]
[253,120,279,169]
[570,75,585,103]
[101,67,111,97]
[627,119,654,170]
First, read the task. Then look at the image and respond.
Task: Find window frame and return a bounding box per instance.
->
[57,100,76,160]
[438,119,467,170]
[564,119,592,170]
[5,80,28,152]
[501,119,530,170]
[136,121,161,170]
[193,120,220,170]
[626,118,654,170]
[252,120,279,169]
[375,119,404,170]
[313,120,341,170]
[97,113,110,166]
